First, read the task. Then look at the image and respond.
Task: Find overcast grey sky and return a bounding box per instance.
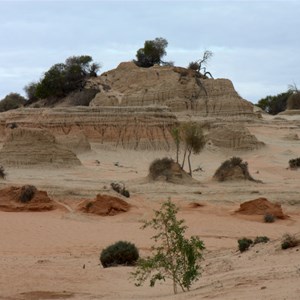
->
[0,0,299,103]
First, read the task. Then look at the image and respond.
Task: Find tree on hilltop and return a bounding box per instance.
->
[24,55,101,101]
[134,37,170,68]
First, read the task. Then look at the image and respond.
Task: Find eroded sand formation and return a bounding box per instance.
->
[87,62,254,117]
[0,127,81,167]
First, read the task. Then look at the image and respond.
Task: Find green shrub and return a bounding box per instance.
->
[100,241,139,268]
[289,157,300,169]
[254,236,270,244]
[19,185,37,203]
[0,93,26,112]
[238,238,253,252]
[281,234,299,250]
[264,213,276,223]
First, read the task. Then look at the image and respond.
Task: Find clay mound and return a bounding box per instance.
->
[207,125,264,151]
[79,194,130,216]
[0,127,81,167]
[148,157,197,184]
[0,185,56,212]
[87,61,254,117]
[213,157,260,182]
[235,198,288,219]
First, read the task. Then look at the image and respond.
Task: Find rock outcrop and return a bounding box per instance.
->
[0,106,177,150]
[87,62,254,117]
[0,128,81,168]
[279,92,300,115]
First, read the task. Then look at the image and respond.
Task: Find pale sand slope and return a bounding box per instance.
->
[0,117,300,300]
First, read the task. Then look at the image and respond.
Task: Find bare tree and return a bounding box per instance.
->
[188,50,214,78]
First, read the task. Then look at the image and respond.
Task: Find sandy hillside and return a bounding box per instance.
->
[0,115,300,300]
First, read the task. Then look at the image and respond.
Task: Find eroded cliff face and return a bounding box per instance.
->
[87,62,254,117]
[0,106,177,150]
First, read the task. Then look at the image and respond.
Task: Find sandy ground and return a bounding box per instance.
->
[0,116,300,300]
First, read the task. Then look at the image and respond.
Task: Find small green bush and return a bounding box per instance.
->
[19,185,37,203]
[264,213,275,223]
[100,241,139,268]
[238,238,253,252]
[281,234,299,250]
[254,236,270,244]
[289,157,300,169]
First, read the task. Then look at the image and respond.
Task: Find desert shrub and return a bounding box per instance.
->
[238,238,253,252]
[0,165,6,179]
[100,241,139,268]
[19,185,37,203]
[132,199,205,294]
[111,182,130,198]
[281,234,300,250]
[254,236,270,244]
[289,157,300,169]
[148,157,174,180]
[264,213,276,223]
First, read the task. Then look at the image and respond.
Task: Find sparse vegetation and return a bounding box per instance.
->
[18,185,37,203]
[264,213,276,223]
[238,238,253,252]
[100,241,139,268]
[281,234,300,250]
[0,165,6,179]
[289,157,300,169]
[253,236,270,244]
[132,199,205,294]
[111,182,130,198]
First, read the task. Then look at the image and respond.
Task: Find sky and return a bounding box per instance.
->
[0,0,299,104]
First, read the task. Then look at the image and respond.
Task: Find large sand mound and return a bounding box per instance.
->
[235,197,288,219]
[0,128,81,167]
[79,194,130,216]
[0,185,56,212]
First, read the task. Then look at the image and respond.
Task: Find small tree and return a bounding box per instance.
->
[132,199,205,294]
[181,123,205,176]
